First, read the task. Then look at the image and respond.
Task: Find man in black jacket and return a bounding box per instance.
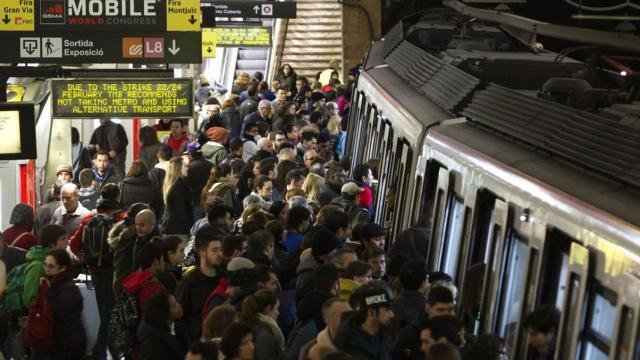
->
[0,230,26,273]
[177,225,223,339]
[334,287,395,360]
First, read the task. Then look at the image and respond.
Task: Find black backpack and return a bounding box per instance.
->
[107,277,157,357]
[82,210,122,268]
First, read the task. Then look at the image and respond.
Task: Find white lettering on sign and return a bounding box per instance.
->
[67,0,156,17]
[365,294,387,306]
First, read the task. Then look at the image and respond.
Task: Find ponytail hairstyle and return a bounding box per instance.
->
[239,289,278,325]
[201,163,232,208]
[163,156,184,204]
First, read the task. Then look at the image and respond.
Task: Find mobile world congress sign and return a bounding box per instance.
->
[52,78,194,118]
[1,0,200,32]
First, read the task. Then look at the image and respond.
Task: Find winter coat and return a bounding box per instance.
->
[251,317,284,360]
[334,312,394,360]
[201,142,229,166]
[21,246,48,308]
[294,255,321,306]
[110,223,159,297]
[239,98,258,123]
[2,224,37,252]
[93,165,122,191]
[122,271,165,314]
[119,176,163,216]
[138,319,190,360]
[392,290,426,331]
[162,177,194,235]
[177,267,220,339]
[47,271,86,360]
[205,180,237,210]
[220,108,242,140]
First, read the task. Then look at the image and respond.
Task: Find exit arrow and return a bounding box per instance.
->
[168,39,180,55]
[188,15,197,24]
[253,5,260,14]
[2,14,10,24]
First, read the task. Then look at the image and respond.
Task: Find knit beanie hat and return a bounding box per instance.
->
[311,227,340,259]
[207,126,228,143]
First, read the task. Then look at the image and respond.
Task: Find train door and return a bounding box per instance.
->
[556,242,590,359]
[373,120,393,224]
[611,273,640,360]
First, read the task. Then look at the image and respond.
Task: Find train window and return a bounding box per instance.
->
[560,273,581,356]
[538,229,573,308]
[579,286,617,359]
[615,306,633,360]
[415,159,444,233]
[441,197,465,279]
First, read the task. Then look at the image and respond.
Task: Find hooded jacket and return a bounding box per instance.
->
[339,278,361,302]
[119,176,163,216]
[122,271,165,314]
[162,177,194,235]
[294,255,321,306]
[201,141,229,166]
[23,245,48,307]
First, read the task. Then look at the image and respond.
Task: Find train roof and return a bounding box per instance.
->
[431,122,640,231]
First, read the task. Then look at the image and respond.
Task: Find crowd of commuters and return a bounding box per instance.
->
[0,63,560,360]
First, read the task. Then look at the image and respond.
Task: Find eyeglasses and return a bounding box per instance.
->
[305,157,317,161]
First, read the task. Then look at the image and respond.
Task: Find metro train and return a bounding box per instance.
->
[345,7,640,360]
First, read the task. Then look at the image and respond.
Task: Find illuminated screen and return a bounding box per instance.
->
[0,111,21,154]
[0,103,36,160]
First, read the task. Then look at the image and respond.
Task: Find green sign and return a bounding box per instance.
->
[52,78,194,118]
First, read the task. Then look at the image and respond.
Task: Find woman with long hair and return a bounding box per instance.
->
[38,249,86,360]
[120,160,163,215]
[201,159,243,212]
[302,173,325,213]
[275,64,297,93]
[138,292,190,360]
[239,289,283,360]
[220,322,254,360]
[162,157,193,237]
[138,126,162,170]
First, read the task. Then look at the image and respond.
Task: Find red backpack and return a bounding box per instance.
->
[22,281,55,352]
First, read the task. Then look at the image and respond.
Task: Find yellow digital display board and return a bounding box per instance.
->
[52,79,194,118]
[202,29,216,58]
[203,27,271,47]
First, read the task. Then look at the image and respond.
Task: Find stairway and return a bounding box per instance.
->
[235,48,270,78]
[277,0,343,82]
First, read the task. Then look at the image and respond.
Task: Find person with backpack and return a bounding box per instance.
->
[26,249,86,360]
[2,224,68,360]
[69,183,125,360]
[0,230,26,274]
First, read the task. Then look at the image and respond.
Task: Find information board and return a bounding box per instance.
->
[203,27,271,47]
[0,31,201,64]
[52,79,194,118]
[0,103,37,160]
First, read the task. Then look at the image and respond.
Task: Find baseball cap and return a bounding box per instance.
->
[341,183,363,196]
[360,287,393,309]
[183,141,201,155]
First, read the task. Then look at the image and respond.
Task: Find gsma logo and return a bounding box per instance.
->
[123,38,143,58]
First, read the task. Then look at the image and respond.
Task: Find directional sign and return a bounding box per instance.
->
[201,1,296,26]
[167,0,201,31]
[52,79,194,118]
[203,27,271,47]
[0,0,35,31]
[202,30,216,58]
[1,0,201,32]
[0,31,201,63]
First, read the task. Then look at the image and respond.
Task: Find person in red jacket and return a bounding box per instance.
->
[3,203,38,251]
[352,163,375,216]
[122,241,166,314]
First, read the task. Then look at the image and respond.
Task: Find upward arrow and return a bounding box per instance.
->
[188,15,197,24]
[2,14,10,24]
[253,5,260,14]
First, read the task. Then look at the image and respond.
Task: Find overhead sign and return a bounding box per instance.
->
[0,103,37,160]
[0,0,35,31]
[202,30,216,58]
[1,0,200,32]
[0,31,201,63]
[52,79,194,118]
[203,27,271,47]
[201,1,296,26]
[167,0,200,31]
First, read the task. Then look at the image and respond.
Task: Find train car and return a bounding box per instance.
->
[346,7,640,359]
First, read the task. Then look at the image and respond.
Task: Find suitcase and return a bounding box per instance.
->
[76,275,101,357]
